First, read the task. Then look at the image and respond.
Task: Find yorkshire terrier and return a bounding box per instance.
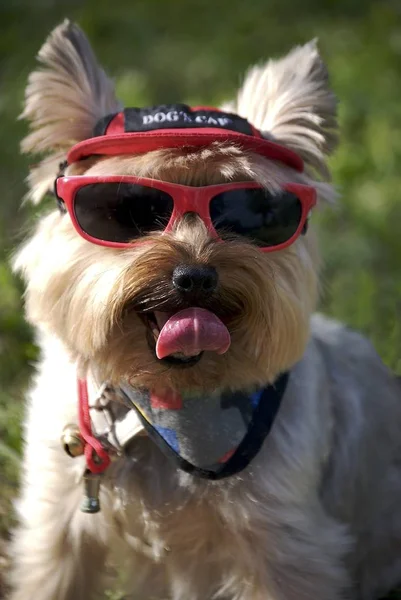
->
[8,20,401,600]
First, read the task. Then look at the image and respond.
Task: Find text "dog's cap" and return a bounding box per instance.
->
[67,104,304,172]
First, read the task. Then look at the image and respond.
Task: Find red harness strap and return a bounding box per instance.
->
[77,378,111,474]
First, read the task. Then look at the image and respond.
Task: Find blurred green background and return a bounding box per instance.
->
[0,0,400,596]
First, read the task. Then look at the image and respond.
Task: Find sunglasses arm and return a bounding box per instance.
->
[54,175,68,214]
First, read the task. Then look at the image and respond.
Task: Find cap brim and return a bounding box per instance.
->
[67,128,304,172]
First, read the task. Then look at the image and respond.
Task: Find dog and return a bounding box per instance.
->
[7,19,401,600]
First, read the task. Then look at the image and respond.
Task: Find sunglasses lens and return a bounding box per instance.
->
[209,187,303,247]
[74,183,174,243]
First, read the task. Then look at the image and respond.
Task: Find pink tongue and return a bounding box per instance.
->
[155,308,231,359]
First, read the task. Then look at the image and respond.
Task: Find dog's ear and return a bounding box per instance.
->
[21,20,121,203]
[222,41,337,180]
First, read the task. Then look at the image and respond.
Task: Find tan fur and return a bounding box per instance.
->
[16,146,318,392]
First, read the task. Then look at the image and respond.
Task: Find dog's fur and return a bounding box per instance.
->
[8,20,401,600]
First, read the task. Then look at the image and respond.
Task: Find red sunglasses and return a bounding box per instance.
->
[55,176,316,252]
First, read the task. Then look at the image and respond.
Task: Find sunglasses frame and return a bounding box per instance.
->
[55,175,317,252]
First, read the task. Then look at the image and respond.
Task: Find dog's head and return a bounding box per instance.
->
[15,21,337,392]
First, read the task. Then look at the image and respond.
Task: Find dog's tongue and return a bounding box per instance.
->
[155,308,231,359]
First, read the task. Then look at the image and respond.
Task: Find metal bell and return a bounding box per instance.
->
[61,424,85,458]
[81,470,101,514]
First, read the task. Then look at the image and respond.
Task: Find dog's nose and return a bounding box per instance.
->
[172,265,218,296]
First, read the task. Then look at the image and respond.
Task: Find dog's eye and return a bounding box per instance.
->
[74,183,174,243]
[209,188,303,247]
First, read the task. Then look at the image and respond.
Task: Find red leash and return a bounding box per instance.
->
[77,378,111,474]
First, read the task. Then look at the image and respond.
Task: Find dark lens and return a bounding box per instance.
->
[74,183,174,243]
[210,187,303,247]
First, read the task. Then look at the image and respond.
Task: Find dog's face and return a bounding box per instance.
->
[16,21,337,392]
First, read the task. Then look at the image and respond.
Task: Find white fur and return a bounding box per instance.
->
[8,320,401,600]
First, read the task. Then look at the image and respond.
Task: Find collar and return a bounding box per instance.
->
[77,373,290,480]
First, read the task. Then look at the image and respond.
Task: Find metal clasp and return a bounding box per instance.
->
[81,470,101,514]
